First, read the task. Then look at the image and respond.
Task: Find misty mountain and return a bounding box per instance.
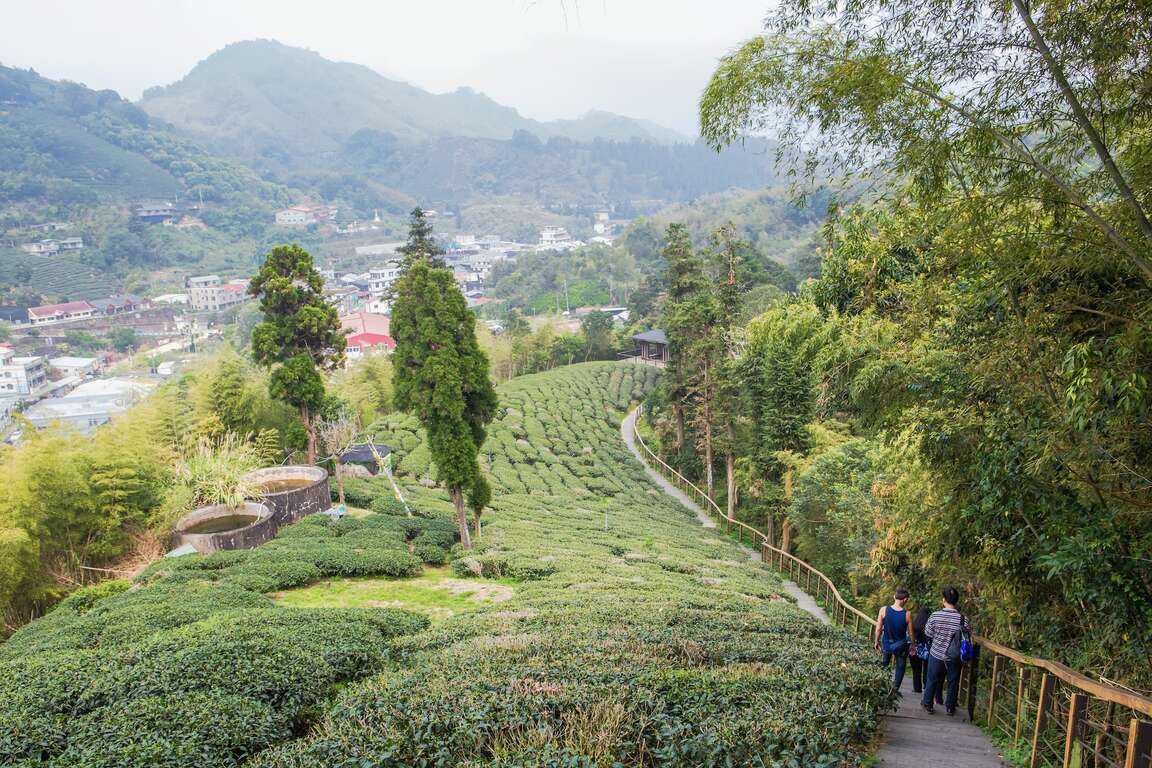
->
[0,62,287,211]
[139,40,687,165]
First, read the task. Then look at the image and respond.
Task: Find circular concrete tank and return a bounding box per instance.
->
[173,502,275,554]
[244,465,330,526]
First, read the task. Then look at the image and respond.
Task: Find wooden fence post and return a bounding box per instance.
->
[1030,673,1055,768]
[967,652,980,723]
[1095,701,1116,767]
[1015,667,1031,743]
[1124,718,1152,768]
[987,654,1004,727]
[1062,693,1087,768]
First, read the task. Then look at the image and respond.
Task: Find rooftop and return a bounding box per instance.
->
[632,329,668,345]
[28,301,95,317]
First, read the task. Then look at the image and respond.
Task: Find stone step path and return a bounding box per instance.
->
[620,406,1003,767]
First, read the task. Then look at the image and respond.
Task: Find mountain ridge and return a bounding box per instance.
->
[139,39,688,162]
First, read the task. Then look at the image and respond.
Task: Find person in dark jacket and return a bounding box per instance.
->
[910,605,939,699]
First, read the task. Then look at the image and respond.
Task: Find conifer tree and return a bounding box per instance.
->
[392,229,497,549]
[249,244,346,464]
[397,207,446,268]
[661,223,724,498]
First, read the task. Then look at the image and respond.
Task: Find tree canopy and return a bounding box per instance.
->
[392,227,497,549]
[249,244,346,463]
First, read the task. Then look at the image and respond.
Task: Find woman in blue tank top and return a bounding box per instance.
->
[874,588,913,692]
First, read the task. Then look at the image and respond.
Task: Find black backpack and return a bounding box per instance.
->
[944,614,973,663]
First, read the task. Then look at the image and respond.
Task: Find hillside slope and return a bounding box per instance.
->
[0,63,289,212]
[139,40,686,162]
[0,363,886,767]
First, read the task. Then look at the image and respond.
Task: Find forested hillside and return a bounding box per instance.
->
[641,0,1152,689]
[0,63,287,212]
[0,363,888,767]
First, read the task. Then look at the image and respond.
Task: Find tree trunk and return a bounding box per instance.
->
[473,510,482,540]
[725,452,736,523]
[451,486,472,550]
[673,404,685,450]
[766,509,776,549]
[704,418,714,500]
[301,405,317,464]
[703,360,714,500]
[780,466,793,553]
[335,460,345,505]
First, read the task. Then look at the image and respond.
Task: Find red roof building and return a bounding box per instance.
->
[340,312,391,336]
[27,301,97,326]
[345,331,395,358]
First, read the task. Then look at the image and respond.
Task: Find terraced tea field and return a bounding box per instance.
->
[0,248,118,300]
[0,362,887,768]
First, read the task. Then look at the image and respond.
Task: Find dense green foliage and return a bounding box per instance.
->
[653,0,1152,685]
[258,362,890,766]
[2,362,888,767]
[0,352,302,631]
[0,509,446,767]
[249,244,346,463]
[392,216,498,547]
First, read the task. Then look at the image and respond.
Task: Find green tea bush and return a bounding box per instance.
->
[370,494,408,516]
[2,363,888,768]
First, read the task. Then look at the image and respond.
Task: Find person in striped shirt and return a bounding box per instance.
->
[920,586,972,715]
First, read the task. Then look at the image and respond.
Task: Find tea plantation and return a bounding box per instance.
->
[0,362,889,767]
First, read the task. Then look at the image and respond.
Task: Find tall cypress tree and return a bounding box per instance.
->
[660,223,723,497]
[397,207,446,268]
[392,226,497,549]
[249,244,345,464]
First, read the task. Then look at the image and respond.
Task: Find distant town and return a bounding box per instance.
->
[0,210,630,442]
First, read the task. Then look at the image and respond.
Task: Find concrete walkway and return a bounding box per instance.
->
[621,407,1002,766]
[621,407,828,625]
[877,687,1005,767]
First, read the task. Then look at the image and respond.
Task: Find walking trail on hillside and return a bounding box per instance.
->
[620,406,1004,767]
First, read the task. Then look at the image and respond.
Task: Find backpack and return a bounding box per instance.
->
[945,614,973,663]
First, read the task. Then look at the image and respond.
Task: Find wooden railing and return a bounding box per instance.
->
[628,402,1152,768]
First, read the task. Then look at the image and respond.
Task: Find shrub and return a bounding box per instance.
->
[371,495,408,516]
[55,579,132,614]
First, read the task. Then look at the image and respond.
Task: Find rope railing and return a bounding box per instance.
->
[628,401,1152,768]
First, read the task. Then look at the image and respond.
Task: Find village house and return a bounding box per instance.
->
[89,294,146,316]
[27,301,97,326]
[136,200,183,223]
[49,356,101,378]
[188,276,249,312]
[24,377,156,434]
[345,332,395,359]
[19,237,83,256]
[0,349,47,395]
[368,262,402,296]
[275,204,338,227]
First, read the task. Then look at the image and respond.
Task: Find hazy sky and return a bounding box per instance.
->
[0,1,771,136]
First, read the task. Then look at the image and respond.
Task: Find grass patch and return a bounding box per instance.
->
[271,567,515,618]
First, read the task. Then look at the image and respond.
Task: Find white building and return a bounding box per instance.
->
[540,227,572,247]
[368,262,402,296]
[0,350,47,396]
[27,301,97,326]
[49,356,101,377]
[275,206,312,226]
[188,275,248,312]
[21,240,59,255]
[20,238,83,255]
[24,377,156,434]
